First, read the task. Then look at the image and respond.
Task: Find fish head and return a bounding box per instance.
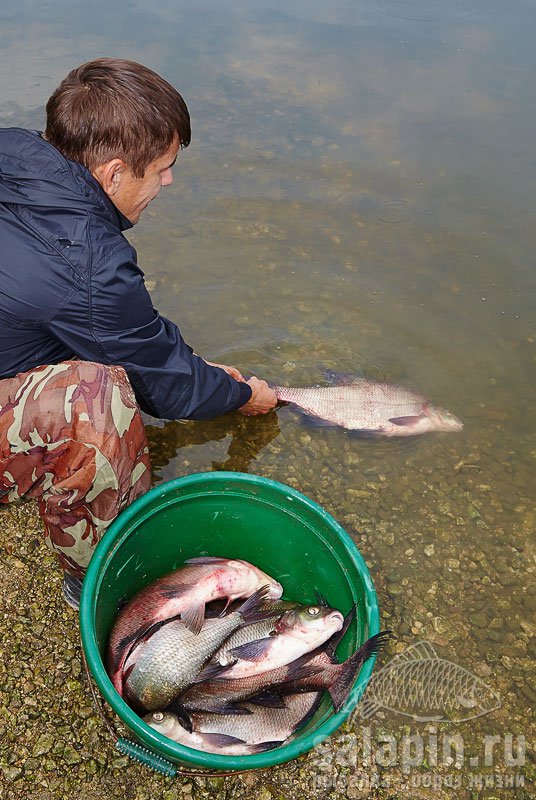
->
[275,604,344,641]
[143,710,185,741]
[425,404,464,433]
[233,559,283,599]
[455,676,502,719]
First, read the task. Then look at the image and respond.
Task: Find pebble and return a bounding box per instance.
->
[2,766,23,781]
[32,733,54,757]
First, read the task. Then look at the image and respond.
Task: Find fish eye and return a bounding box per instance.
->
[307,606,320,616]
[152,712,164,722]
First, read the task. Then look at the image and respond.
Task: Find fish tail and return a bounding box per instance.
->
[329,631,392,712]
[237,585,273,622]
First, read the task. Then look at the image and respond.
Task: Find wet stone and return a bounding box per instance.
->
[522,593,536,612]
[470,613,488,628]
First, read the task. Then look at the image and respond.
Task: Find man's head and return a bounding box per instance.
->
[45,58,191,223]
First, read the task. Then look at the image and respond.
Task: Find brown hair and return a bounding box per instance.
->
[45,58,191,178]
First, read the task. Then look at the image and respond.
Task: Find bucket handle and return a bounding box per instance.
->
[115,738,178,777]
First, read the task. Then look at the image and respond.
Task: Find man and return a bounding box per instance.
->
[0,58,277,608]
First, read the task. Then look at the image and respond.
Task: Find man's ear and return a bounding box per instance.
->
[91,159,128,197]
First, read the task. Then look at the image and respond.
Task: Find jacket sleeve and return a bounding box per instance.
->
[43,244,252,420]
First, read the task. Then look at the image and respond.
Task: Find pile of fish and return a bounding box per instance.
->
[106,556,389,755]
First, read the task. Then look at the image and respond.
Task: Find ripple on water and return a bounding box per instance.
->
[365,0,482,22]
[355,194,425,225]
[374,199,419,224]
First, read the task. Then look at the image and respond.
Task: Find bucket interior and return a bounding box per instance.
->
[81,472,380,771]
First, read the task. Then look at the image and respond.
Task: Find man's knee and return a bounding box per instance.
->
[43,361,142,446]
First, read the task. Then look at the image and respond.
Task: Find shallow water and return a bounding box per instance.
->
[1,0,534,795]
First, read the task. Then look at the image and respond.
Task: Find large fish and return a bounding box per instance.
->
[107,556,283,694]
[143,710,283,755]
[197,603,344,682]
[273,377,463,436]
[123,586,271,712]
[144,693,321,752]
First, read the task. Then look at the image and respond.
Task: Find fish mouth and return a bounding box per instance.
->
[329,610,345,630]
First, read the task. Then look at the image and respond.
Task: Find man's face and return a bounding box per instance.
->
[111,139,180,224]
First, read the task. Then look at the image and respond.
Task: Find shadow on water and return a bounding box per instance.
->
[145,409,281,479]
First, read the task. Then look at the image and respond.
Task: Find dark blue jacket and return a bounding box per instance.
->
[0,128,252,419]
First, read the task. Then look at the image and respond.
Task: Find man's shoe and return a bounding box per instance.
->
[62,573,83,610]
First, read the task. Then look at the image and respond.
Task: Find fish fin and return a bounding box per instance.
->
[201,733,247,748]
[388,415,425,426]
[181,601,206,635]
[347,429,383,438]
[237,585,272,622]
[228,637,274,661]
[270,657,325,696]
[193,660,238,682]
[314,589,329,608]
[163,700,193,733]
[114,614,175,670]
[247,741,285,753]
[184,556,230,565]
[246,691,288,709]
[158,581,197,599]
[114,629,144,667]
[329,631,393,712]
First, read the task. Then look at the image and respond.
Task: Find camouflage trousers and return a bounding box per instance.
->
[0,361,151,578]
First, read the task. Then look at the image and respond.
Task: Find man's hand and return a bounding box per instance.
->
[203,360,276,415]
[238,377,277,416]
[204,360,246,382]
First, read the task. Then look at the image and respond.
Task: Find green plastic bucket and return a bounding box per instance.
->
[80,471,379,773]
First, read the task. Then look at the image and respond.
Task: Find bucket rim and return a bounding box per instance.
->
[80,471,380,770]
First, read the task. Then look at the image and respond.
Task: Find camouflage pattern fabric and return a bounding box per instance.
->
[0,361,151,577]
